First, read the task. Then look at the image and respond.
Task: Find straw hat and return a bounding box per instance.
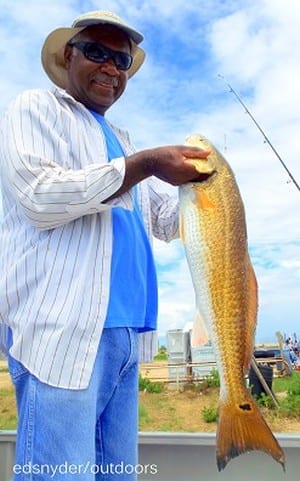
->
[41,10,145,88]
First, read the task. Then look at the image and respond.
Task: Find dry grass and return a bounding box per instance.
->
[139,387,219,432]
[0,369,17,430]
[139,386,300,433]
[1,362,300,433]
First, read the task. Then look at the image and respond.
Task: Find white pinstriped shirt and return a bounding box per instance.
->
[0,88,179,389]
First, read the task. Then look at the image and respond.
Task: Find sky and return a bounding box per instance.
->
[0,0,299,345]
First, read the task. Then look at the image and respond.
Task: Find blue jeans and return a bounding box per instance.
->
[8,328,139,480]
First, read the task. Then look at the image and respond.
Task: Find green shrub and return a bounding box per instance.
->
[272,372,300,417]
[287,376,300,396]
[154,346,168,361]
[202,406,218,423]
[255,393,274,409]
[154,352,168,361]
[273,371,300,392]
[139,374,164,393]
[279,396,300,417]
[205,369,220,387]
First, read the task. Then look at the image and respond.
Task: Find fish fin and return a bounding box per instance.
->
[191,310,209,348]
[192,186,216,210]
[243,256,258,371]
[216,391,285,472]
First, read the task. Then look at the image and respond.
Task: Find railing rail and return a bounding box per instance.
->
[140,357,291,385]
[1,431,299,481]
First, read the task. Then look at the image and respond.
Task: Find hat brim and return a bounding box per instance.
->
[41,26,145,88]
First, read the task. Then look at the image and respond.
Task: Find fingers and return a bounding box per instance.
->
[137,145,213,186]
[182,147,211,159]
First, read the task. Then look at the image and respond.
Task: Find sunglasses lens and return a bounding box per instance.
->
[84,44,108,62]
[84,43,132,70]
[115,52,132,70]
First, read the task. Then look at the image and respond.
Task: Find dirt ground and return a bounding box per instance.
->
[1,360,300,433]
[139,362,300,433]
[0,361,11,389]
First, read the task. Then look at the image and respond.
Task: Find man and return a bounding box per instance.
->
[0,10,209,480]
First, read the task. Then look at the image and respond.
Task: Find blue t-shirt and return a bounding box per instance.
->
[90,111,157,332]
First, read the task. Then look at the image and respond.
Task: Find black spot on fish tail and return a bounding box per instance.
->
[217,445,241,472]
[217,396,285,471]
[217,457,227,472]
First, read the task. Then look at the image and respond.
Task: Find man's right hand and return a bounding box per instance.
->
[105,145,211,202]
[141,145,211,186]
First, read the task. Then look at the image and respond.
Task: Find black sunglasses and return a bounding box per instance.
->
[68,41,133,71]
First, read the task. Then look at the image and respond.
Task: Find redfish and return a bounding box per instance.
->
[179,133,285,471]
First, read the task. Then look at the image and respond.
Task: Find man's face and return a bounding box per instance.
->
[64,25,131,115]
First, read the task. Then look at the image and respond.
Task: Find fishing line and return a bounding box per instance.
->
[218,74,300,193]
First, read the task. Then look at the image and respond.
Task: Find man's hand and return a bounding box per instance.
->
[105,145,211,201]
[143,145,211,185]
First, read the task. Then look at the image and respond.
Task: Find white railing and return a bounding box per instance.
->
[1,431,299,481]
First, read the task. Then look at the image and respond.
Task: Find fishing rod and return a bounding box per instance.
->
[218,74,300,193]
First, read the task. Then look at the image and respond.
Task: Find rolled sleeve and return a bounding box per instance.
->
[0,90,133,229]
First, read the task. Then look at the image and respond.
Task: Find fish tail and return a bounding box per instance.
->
[216,390,285,471]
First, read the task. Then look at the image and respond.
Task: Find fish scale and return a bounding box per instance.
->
[179,133,285,471]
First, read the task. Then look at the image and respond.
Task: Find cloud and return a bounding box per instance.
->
[0,0,299,344]
[154,239,300,344]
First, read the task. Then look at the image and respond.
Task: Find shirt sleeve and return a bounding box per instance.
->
[0,90,131,230]
[148,177,180,242]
